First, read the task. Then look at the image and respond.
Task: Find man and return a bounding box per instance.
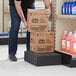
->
[9,0,51,61]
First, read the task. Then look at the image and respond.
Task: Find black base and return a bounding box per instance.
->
[55,51,76,67]
[24,51,62,66]
[0,37,26,45]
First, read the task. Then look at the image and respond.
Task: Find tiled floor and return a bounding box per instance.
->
[0,44,76,76]
[0,44,26,60]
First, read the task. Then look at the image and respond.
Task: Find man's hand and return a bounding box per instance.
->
[24,20,28,30]
[45,8,51,18]
[43,0,51,17]
[21,17,28,29]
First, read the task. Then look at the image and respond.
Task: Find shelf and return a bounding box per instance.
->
[56,50,76,58]
[52,0,76,67]
[0,36,26,45]
[55,50,76,67]
[56,15,76,20]
[4,10,9,14]
[0,36,26,38]
[18,35,26,38]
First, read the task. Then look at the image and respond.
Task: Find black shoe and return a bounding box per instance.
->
[9,54,17,62]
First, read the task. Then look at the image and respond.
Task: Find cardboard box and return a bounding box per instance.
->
[27,9,49,32]
[30,32,54,53]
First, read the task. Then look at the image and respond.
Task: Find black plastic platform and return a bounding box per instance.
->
[24,51,62,66]
[55,50,76,67]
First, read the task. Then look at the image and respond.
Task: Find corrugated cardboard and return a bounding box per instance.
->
[27,9,49,32]
[30,32,54,53]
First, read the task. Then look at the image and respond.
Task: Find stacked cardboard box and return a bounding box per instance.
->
[27,9,48,32]
[27,9,54,53]
[30,32,54,53]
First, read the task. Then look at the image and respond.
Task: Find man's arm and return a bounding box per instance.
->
[43,0,51,17]
[14,0,27,27]
[43,0,51,9]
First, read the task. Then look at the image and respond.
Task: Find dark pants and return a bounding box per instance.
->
[9,5,35,55]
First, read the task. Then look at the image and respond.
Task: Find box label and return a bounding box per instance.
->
[37,45,53,51]
[38,39,45,44]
